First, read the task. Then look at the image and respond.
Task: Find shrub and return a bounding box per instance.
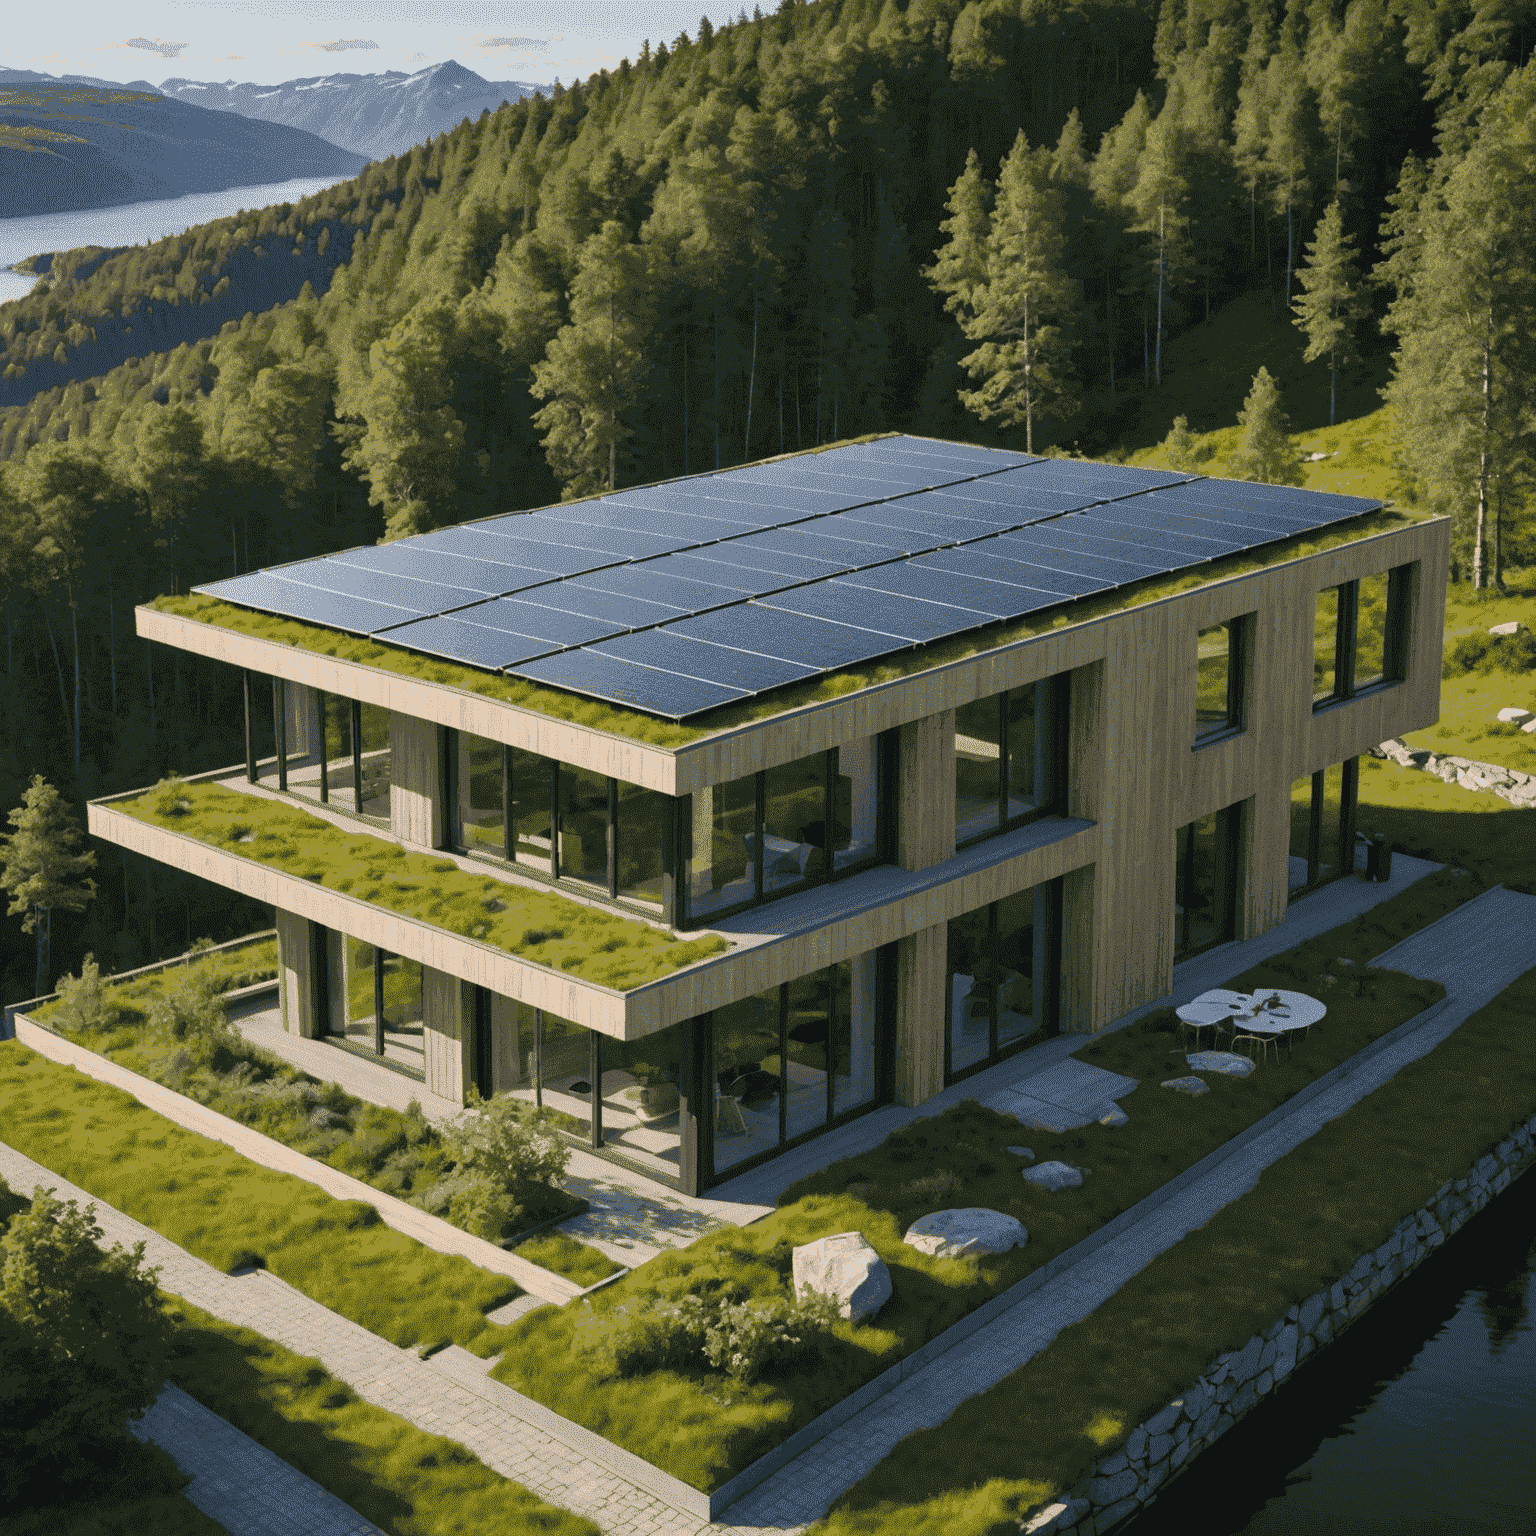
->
[0,1184,174,1503]
[147,965,229,1046]
[606,1285,841,1385]
[52,953,114,1034]
[443,1089,570,1215]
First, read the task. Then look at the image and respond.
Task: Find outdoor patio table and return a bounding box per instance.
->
[1175,999,1238,1050]
[1229,989,1326,1053]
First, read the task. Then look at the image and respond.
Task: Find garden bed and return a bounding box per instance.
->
[487,911,1446,1492]
[28,942,614,1273]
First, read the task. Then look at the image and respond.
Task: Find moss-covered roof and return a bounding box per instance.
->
[112,779,728,988]
[150,502,1430,750]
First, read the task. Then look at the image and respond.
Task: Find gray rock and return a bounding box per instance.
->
[1144,1401,1182,1437]
[1140,1460,1168,1497]
[1124,1427,1147,1462]
[1098,1450,1129,1477]
[1171,1437,1193,1470]
[1148,1432,1173,1465]
[1193,1403,1220,1440]
[1274,1324,1298,1379]
[1233,1335,1264,1384]
[1098,1105,1130,1127]
[1182,1382,1212,1421]
[792,1231,891,1322]
[1257,1369,1274,1396]
[1488,620,1521,635]
[1161,1075,1210,1096]
[1089,1468,1138,1505]
[1100,1495,1141,1530]
[1185,1051,1255,1077]
[1298,1291,1326,1333]
[1023,1160,1084,1192]
[1007,1145,1036,1163]
[904,1207,1027,1260]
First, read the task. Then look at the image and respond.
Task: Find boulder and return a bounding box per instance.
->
[1487,620,1521,636]
[1022,1160,1083,1191]
[792,1231,891,1322]
[1161,1075,1211,1096]
[1186,1051,1255,1077]
[1006,1145,1036,1163]
[1524,719,1536,735]
[1098,1105,1130,1127]
[1496,707,1534,725]
[904,1208,1028,1260]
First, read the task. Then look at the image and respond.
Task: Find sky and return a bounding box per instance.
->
[3,0,748,90]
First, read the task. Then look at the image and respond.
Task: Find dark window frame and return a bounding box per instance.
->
[1193,615,1251,749]
[1313,564,1414,714]
[677,732,899,930]
[1173,803,1243,961]
[954,675,1071,853]
[1289,757,1362,897]
[943,878,1064,1087]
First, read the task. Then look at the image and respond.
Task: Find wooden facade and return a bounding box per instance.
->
[115,511,1449,1167]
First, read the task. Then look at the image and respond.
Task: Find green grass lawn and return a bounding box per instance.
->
[113,777,728,988]
[0,1042,522,1356]
[810,960,1536,1536]
[488,941,1441,1492]
[512,1229,623,1286]
[162,1296,599,1536]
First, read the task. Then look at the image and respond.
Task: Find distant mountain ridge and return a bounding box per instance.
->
[0,77,366,217]
[159,60,545,162]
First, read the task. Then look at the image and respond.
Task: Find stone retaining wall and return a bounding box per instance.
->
[1026,1110,1536,1536]
[1370,737,1536,809]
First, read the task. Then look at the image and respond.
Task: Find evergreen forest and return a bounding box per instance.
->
[1,0,1534,1003]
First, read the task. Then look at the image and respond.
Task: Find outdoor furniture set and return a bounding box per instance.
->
[1174,988,1327,1063]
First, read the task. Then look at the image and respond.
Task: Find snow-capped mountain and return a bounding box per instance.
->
[159,60,544,163]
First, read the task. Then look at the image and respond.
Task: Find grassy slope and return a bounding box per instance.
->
[0,1042,521,1355]
[811,963,1536,1536]
[114,778,727,987]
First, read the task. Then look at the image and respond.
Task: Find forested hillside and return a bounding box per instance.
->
[1,0,1533,1004]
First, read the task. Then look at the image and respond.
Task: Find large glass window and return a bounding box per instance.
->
[713,985,785,1172]
[1173,806,1241,960]
[344,936,379,1050]
[535,1010,592,1137]
[1315,567,1411,710]
[357,703,392,821]
[378,953,423,1076]
[1289,761,1361,897]
[689,773,757,918]
[289,691,355,808]
[762,756,827,896]
[508,747,554,871]
[954,679,1066,847]
[945,884,1059,1083]
[454,733,506,857]
[558,765,609,891]
[600,1023,684,1175]
[616,782,667,912]
[1195,619,1246,742]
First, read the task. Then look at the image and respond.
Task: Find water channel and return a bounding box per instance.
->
[1127,1165,1536,1534]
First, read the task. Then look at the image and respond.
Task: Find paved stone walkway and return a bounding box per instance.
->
[132,1381,383,1535]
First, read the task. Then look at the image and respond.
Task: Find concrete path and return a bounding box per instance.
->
[132,1381,383,1536]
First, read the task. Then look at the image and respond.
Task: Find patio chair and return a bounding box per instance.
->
[1231,1028,1278,1065]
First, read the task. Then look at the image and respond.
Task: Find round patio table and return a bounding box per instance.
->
[1230,989,1327,1054]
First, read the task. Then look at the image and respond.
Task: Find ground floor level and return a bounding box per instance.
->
[273,750,1367,1196]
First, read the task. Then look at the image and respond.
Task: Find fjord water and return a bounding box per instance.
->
[0,175,354,304]
[1128,1167,1536,1534]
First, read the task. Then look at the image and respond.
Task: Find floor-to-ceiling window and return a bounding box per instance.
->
[944,881,1062,1084]
[954,677,1069,849]
[1173,804,1242,960]
[1287,759,1361,897]
[322,932,423,1080]
[255,680,391,823]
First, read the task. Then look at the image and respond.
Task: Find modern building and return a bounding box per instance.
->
[90,435,1448,1195]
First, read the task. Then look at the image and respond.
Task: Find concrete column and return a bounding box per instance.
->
[275,907,319,1038]
[894,922,946,1107]
[897,709,956,873]
[390,713,444,848]
[421,965,468,1103]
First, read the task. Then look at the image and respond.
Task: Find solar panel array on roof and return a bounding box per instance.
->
[196,435,1382,721]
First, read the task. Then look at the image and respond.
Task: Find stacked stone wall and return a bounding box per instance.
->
[1370,738,1536,809]
[1024,1111,1536,1536]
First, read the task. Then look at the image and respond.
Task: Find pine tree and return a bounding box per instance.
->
[1227,366,1302,485]
[1292,200,1365,426]
[932,131,1079,452]
[1,776,97,998]
[1154,413,1204,472]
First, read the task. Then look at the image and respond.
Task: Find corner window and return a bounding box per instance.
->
[954,677,1068,849]
[1314,566,1412,710]
[1195,617,1248,745]
[683,736,893,927]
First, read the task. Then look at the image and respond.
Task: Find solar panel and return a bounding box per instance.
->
[914,546,1111,599]
[667,602,906,668]
[839,561,1067,621]
[590,628,820,692]
[762,579,994,643]
[374,615,556,669]
[509,649,749,718]
[202,571,418,635]
[451,597,625,646]
[270,557,475,617]
[514,582,686,628]
[563,565,749,611]
[200,436,1382,721]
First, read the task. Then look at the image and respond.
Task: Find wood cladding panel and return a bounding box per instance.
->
[895,923,946,1106]
[897,709,957,872]
[390,712,443,848]
[275,907,315,1038]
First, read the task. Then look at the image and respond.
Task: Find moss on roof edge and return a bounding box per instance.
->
[149,503,1434,752]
